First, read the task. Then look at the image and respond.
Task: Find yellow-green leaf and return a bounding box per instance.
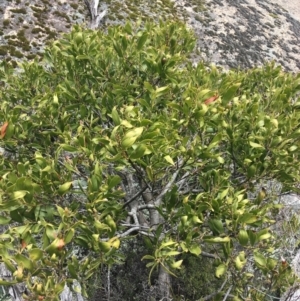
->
[249,141,264,148]
[215,263,227,278]
[14,254,33,271]
[28,249,43,261]
[204,236,230,243]
[170,260,183,269]
[122,127,144,148]
[58,182,73,195]
[164,155,175,165]
[11,191,27,200]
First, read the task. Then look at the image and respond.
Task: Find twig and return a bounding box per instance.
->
[222,285,232,301]
[201,251,218,259]
[138,204,156,210]
[122,186,148,208]
[199,278,227,301]
[154,159,184,206]
[117,227,140,237]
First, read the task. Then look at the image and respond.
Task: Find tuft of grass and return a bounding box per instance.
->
[3,19,10,27]
[0,46,9,56]
[26,54,36,60]
[13,50,24,59]
[10,8,27,14]
[31,6,45,13]
[70,3,79,9]
[269,13,278,18]
[53,10,71,22]
[32,28,43,34]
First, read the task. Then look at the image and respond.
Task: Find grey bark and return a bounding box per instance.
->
[84,0,107,29]
[60,282,84,301]
[157,265,172,300]
[0,263,25,301]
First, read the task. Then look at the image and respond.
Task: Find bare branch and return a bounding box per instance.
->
[120,223,150,230]
[122,186,148,208]
[154,159,184,206]
[117,227,140,237]
[128,210,139,225]
[138,204,156,210]
[201,251,218,259]
[84,0,92,17]
[222,285,233,301]
[199,278,227,301]
[176,171,190,188]
[83,0,107,29]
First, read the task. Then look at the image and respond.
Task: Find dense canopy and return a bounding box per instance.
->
[0,20,300,300]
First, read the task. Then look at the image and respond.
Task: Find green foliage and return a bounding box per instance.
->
[0,20,300,300]
[173,254,223,300]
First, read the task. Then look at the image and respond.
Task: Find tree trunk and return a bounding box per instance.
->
[148,195,172,299]
[84,0,107,30]
[158,265,172,300]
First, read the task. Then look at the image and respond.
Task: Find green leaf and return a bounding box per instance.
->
[189,244,201,256]
[164,155,175,165]
[54,280,66,294]
[170,260,183,269]
[65,229,75,244]
[122,127,144,148]
[58,182,73,195]
[98,241,111,252]
[142,255,155,261]
[249,141,264,148]
[111,107,121,125]
[267,258,277,270]
[0,279,17,285]
[28,249,43,261]
[107,175,121,190]
[248,230,257,246]
[124,22,132,34]
[76,55,89,60]
[165,251,181,256]
[257,229,271,241]
[14,254,33,271]
[238,213,257,224]
[219,188,229,200]
[156,86,169,97]
[113,41,123,57]
[130,144,147,159]
[235,254,246,270]
[60,144,78,152]
[11,191,27,200]
[208,219,224,234]
[222,83,241,102]
[215,263,227,278]
[238,230,249,246]
[137,33,148,50]
[254,252,267,267]
[204,236,230,243]
[0,215,11,225]
[3,259,16,273]
[68,263,78,279]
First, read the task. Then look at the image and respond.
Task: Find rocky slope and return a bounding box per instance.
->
[176,0,300,72]
[0,0,186,67]
[0,0,299,72]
